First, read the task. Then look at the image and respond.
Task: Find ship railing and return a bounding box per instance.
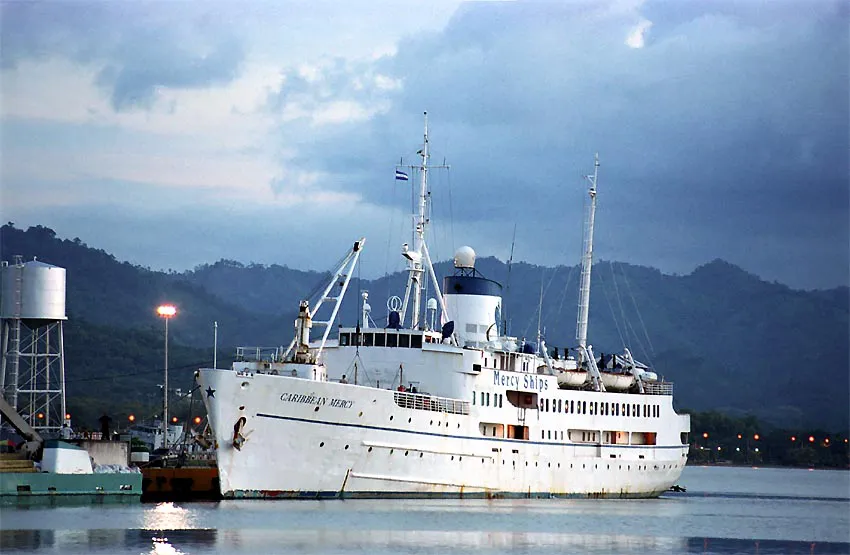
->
[235,346,281,362]
[393,392,471,415]
[643,382,674,396]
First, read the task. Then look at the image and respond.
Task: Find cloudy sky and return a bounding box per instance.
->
[1,1,847,290]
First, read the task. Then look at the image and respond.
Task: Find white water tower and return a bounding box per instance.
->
[0,256,67,432]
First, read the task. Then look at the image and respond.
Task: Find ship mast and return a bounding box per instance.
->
[575,154,605,391]
[400,112,450,330]
[576,153,599,351]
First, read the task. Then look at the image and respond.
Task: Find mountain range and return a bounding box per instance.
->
[1,224,847,431]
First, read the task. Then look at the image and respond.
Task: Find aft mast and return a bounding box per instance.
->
[576,154,605,391]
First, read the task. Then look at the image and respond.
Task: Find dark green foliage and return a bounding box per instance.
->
[686,410,849,468]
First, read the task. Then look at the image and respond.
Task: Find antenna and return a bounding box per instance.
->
[503,223,517,334]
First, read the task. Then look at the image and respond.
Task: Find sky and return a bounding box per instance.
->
[1,0,847,290]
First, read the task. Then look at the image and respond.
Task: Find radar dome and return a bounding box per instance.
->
[453,246,476,269]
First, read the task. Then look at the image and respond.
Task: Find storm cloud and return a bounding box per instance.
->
[1,1,847,289]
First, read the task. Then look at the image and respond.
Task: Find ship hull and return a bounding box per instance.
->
[200,368,688,499]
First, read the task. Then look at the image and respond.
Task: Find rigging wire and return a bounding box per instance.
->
[598,270,627,348]
[618,262,656,355]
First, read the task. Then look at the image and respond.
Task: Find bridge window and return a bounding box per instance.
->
[339,333,350,346]
[399,334,410,348]
[386,333,397,348]
[411,335,422,349]
[374,333,386,347]
[363,333,374,347]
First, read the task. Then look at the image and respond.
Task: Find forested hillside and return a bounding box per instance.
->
[1,224,847,430]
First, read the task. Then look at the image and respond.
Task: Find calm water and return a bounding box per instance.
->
[1,466,848,554]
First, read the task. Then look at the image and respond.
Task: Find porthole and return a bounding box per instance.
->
[420,453,423,458]
[345,445,349,450]
[408,418,412,423]
[525,461,528,467]
[390,449,394,454]
[548,462,551,468]
[451,456,454,461]
[405,451,409,456]
[241,382,249,388]
[239,405,245,411]
[358,411,363,417]
[368,447,373,453]
[430,420,433,425]
[319,442,325,447]
[389,415,394,421]
[314,406,319,412]
[459,456,463,461]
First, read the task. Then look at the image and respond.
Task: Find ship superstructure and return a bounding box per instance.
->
[198,115,690,498]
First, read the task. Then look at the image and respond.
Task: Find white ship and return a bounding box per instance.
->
[198,115,690,499]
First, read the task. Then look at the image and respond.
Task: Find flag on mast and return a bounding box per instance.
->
[395,170,409,181]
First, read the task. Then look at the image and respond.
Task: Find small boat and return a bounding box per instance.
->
[556,368,589,388]
[600,371,636,392]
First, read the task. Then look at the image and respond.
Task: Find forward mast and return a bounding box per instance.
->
[399,112,451,332]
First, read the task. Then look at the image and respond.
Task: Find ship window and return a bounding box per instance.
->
[411,334,422,349]
[589,403,594,416]
[499,394,503,408]
[542,430,545,439]
[339,333,350,346]
[480,392,485,406]
[548,430,552,440]
[386,333,397,348]
[374,333,386,347]
[364,333,374,347]
[486,393,490,406]
[472,391,476,405]
[570,400,575,413]
[558,399,562,413]
[545,399,549,412]
[399,334,410,348]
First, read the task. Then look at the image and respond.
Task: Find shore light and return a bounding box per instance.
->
[65,413,71,420]
[157,304,177,447]
[128,414,135,422]
[808,436,815,443]
[193,416,202,425]
[737,434,742,440]
[753,434,760,441]
[791,436,796,442]
[702,432,709,439]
